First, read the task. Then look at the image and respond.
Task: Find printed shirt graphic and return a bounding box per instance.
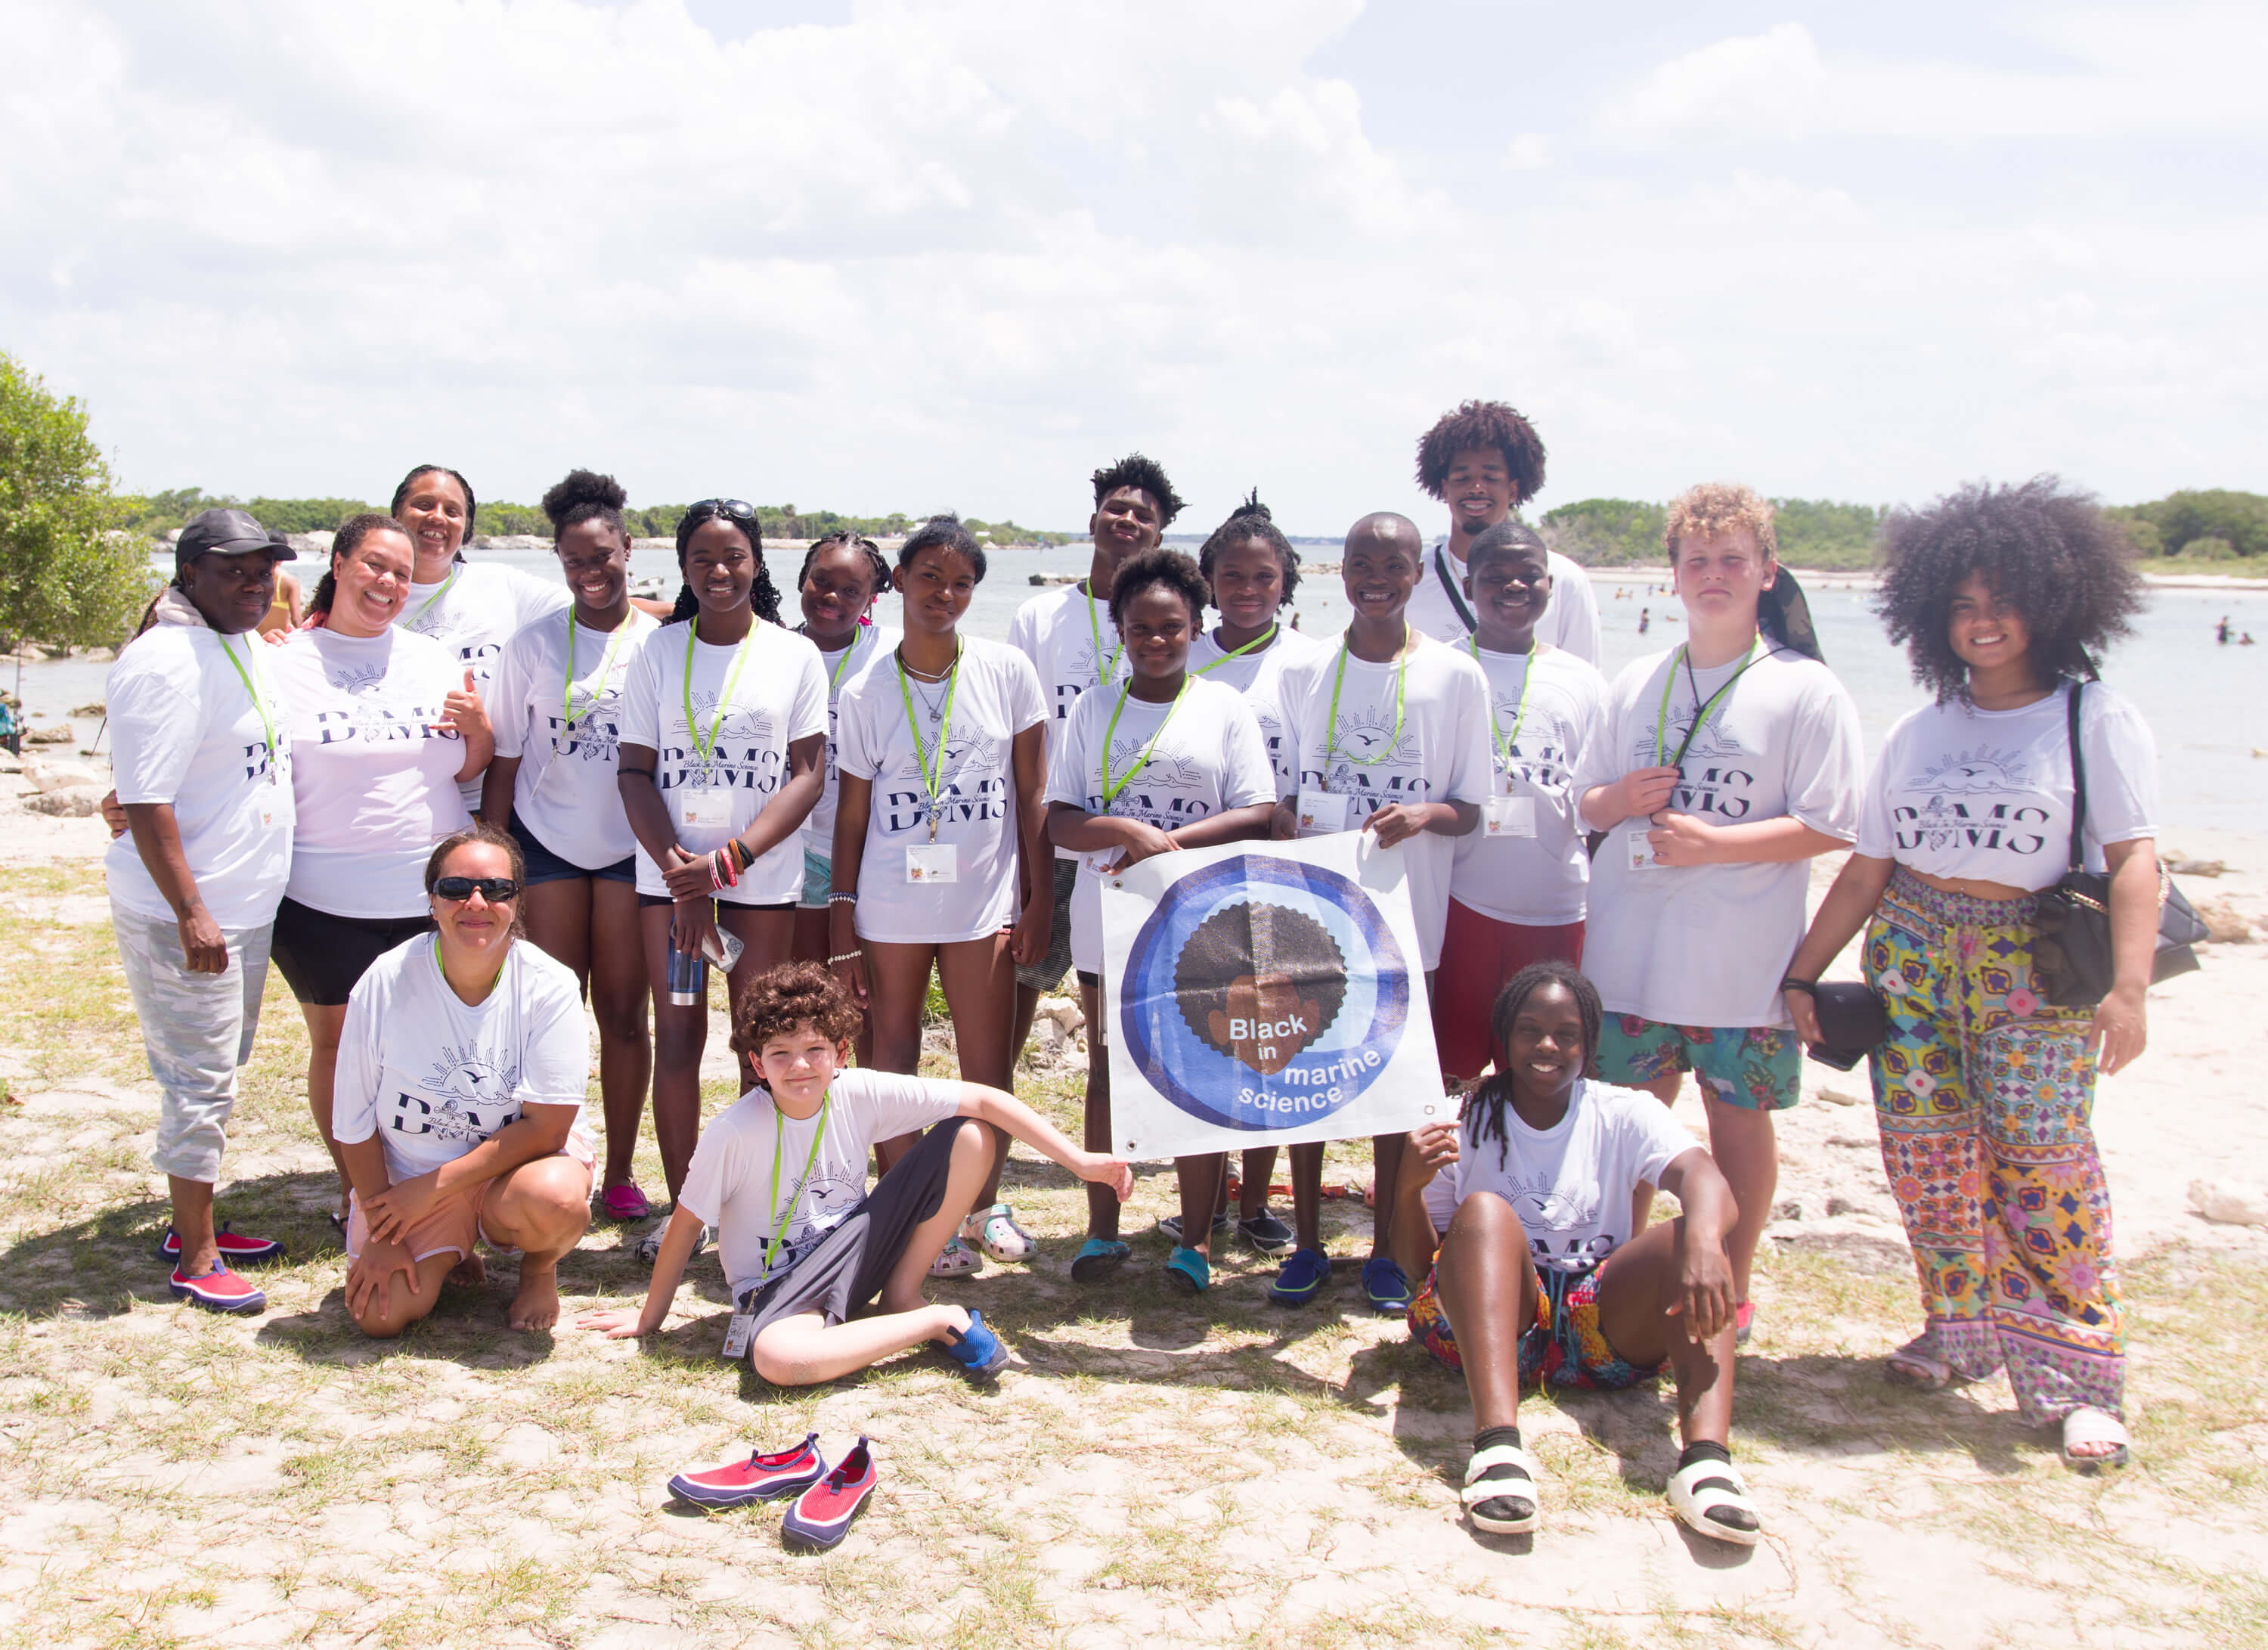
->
[1424,1080,1697,1273]
[1405,542,1604,665]
[1275,633,1495,969]
[1188,626,1331,795]
[398,562,571,810]
[834,637,1045,944]
[1006,581,1129,858]
[1045,675,1277,975]
[330,935,588,1185]
[618,619,829,905]
[268,625,474,919]
[1857,681,2158,889]
[104,625,296,930]
[1574,644,1862,1028]
[1448,644,1609,926]
[489,606,660,870]
[804,623,898,859]
[675,1069,964,1301]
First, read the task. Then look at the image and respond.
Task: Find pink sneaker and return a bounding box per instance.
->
[156,1224,283,1264]
[599,1183,652,1222]
[169,1262,267,1315]
[782,1437,877,1552]
[668,1432,825,1509]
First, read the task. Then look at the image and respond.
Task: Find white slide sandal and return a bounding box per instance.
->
[1461,1442,1541,1535]
[1668,1456,1763,1546]
[2060,1407,2131,1472]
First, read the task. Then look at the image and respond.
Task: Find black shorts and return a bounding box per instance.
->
[509,811,633,886]
[1013,858,1079,994]
[740,1118,965,1344]
[270,898,432,1006]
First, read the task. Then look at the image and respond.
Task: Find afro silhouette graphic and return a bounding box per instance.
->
[1173,900,1349,1077]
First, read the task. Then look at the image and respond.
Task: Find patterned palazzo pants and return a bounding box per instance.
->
[1861,867,2124,1422]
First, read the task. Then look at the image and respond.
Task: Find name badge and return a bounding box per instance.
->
[906,843,958,883]
[721,1311,755,1360]
[1296,788,1351,835]
[1625,827,1666,872]
[1083,850,1123,878]
[680,787,732,830]
[258,799,280,830]
[1482,796,1537,839]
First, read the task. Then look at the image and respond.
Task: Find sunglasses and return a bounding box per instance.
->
[686,498,758,526]
[433,876,521,904]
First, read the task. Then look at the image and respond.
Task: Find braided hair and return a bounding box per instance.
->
[797,529,891,605]
[1197,489,1302,607]
[669,501,782,625]
[1465,961,1603,1168]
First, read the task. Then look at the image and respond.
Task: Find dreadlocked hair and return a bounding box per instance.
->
[540,468,628,544]
[798,529,890,604]
[1091,452,1186,529]
[1465,961,1603,1168]
[1197,489,1302,607]
[669,501,782,625]
[1414,400,1548,504]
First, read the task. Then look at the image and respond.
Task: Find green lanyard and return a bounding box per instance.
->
[765,1093,832,1274]
[562,613,633,732]
[1654,637,1765,768]
[895,642,963,842]
[1467,636,1534,766]
[1097,679,1190,808]
[1191,625,1275,677]
[214,632,280,777]
[428,933,509,1000]
[683,619,756,768]
[816,625,870,695]
[1086,587,1124,685]
[407,566,459,628]
[1324,631,1409,769]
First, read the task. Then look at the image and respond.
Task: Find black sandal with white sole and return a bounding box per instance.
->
[1461,1441,1541,1535]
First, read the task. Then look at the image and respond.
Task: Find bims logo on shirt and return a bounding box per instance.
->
[1117,854,1409,1132]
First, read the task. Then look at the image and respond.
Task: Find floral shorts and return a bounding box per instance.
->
[1596,1015,1801,1112]
[1408,1258,1662,1391]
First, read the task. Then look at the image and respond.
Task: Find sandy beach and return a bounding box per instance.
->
[1,748,2262,1648]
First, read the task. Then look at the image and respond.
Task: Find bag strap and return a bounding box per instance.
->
[1433,544,1478,634]
[2063,678,2087,875]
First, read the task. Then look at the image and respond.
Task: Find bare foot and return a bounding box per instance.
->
[507,1263,561,1331]
[448,1252,488,1288]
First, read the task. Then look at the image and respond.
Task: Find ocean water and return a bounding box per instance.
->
[23,543,2264,836]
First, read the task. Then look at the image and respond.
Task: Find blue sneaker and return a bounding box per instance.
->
[1164,1245,1210,1293]
[942,1310,1009,1382]
[1269,1247,1331,1305]
[1362,1255,1412,1316]
[1070,1236,1129,1283]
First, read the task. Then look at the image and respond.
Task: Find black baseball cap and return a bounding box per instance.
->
[176,507,294,571]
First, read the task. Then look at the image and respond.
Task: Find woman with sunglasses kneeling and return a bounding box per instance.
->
[333,825,593,1336]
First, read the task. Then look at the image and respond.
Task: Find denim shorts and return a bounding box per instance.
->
[509,811,634,887]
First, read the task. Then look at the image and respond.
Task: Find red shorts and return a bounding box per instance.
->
[1430,901,1584,1081]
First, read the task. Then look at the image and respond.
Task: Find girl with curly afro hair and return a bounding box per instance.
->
[1783,476,2161,1470]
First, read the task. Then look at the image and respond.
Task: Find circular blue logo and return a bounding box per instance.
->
[1117,853,1409,1133]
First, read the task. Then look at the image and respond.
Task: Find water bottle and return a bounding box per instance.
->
[666,919,708,1008]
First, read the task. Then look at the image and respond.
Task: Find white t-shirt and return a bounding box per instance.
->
[676,1068,965,1301]
[104,625,295,931]
[488,607,659,870]
[398,560,571,809]
[1423,1079,1698,1274]
[1006,580,1128,859]
[1276,633,1497,969]
[1857,681,2158,889]
[1408,541,1603,665]
[835,637,1046,944]
[268,625,476,919]
[1044,675,1278,975]
[618,619,831,905]
[1448,643,1609,926]
[803,622,898,861]
[330,933,588,1186]
[1188,625,1333,793]
[1575,642,1864,1028]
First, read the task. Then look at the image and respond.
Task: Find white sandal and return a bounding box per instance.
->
[1668,1456,1763,1546]
[2059,1407,2130,1472]
[1461,1443,1541,1535]
[962,1203,1036,1264]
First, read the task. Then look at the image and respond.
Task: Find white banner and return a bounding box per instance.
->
[1099,833,1452,1160]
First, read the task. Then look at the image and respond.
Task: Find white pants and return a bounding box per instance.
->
[111,898,274,1184]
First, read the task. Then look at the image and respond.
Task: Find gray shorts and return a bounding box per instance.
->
[1013,858,1079,994]
[111,898,274,1184]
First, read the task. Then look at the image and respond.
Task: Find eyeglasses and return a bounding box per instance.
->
[433,876,521,904]
[686,499,758,526]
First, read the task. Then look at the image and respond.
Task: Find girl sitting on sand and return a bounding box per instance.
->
[1387,961,1758,1544]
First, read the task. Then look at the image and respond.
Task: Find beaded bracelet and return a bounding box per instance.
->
[827,951,861,965]
[827,890,859,905]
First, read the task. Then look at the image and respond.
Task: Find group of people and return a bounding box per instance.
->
[100,398,2163,1549]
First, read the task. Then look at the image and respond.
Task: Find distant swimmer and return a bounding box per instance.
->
[2245,632,2257,646]
[1637,606,1651,634]
[2217,615,2233,644]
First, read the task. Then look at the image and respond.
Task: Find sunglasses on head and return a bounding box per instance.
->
[433,876,521,904]
[686,498,758,526]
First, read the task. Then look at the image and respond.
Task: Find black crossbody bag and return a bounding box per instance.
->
[2030,681,2207,1007]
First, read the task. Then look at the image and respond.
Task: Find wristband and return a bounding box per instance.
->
[1779,975,1817,996]
[828,890,859,905]
[729,839,753,873]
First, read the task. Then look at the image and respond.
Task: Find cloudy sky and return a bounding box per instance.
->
[5,1,2262,534]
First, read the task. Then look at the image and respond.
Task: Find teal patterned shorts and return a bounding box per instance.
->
[1596,1015,1801,1112]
